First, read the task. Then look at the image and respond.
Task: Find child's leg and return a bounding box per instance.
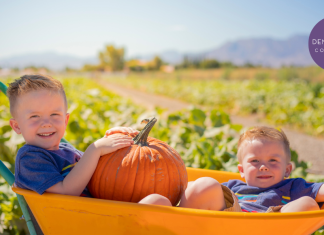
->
[280,196,320,213]
[179,177,226,211]
[138,194,172,206]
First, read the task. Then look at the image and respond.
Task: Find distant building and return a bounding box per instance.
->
[161,65,175,73]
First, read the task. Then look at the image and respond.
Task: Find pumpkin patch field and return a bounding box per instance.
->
[0,76,323,234]
[104,67,324,137]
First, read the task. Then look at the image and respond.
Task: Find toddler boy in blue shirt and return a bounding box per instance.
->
[8,75,135,196]
[179,126,324,212]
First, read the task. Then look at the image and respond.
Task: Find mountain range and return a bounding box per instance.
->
[0,34,315,71]
[0,52,97,71]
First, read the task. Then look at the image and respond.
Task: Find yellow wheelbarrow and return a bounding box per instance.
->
[12,167,324,235]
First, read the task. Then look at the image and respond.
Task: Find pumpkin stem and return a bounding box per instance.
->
[133,117,157,146]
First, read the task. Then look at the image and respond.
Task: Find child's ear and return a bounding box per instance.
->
[238,164,245,178]
[65,113,70,127]
[9,118,21,134]
[285,162,293,178]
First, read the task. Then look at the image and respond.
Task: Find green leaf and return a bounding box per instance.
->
[189,107,206,127]
[210,109,230,127]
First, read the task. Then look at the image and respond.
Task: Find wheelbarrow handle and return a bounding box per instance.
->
[0,160,15,186]
[0,81,8,96]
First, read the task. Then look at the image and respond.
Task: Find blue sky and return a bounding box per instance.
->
[1,0,323,59]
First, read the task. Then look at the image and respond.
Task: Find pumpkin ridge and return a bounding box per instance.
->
[99,152,116,199]
[118,147,135,201]
[145,146,156,198]
[129,145,141,202]
[130,146,145,202]
[121,145,140,201]
[109,147,130,200]
[147,147,158,193]
[150,144,173,203]
[162,146,181,205]
[148,146,165,197]
[137,146,149,202]
[139,147,153,201]
[112,147,133,200]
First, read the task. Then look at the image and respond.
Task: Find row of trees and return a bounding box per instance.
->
[127,56,164,72]
[175,57,261,69]
[82,44,263,72]
[83,45,165,72]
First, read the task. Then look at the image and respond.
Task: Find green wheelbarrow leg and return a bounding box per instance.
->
[17,195,38,235]
[0,160,37,235]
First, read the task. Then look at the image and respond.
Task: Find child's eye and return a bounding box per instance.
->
[270,159,277,162]
[30,115,39,118]
[251,159,258,163]
[51,113,59,116]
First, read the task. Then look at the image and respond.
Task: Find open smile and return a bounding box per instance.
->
[37,132,55,137]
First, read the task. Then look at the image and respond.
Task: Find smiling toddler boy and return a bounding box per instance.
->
[8,75,135,197]
[179,126,324,212]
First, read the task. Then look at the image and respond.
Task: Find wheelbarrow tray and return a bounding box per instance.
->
[12,167,324,235]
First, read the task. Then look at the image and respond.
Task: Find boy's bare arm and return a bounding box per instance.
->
[46,135,133,196]
[315,184,324,202]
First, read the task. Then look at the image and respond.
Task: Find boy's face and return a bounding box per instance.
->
[238,138,292,188]
[9,90,69,150]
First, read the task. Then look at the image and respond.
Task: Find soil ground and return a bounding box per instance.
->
[96,79,324,175]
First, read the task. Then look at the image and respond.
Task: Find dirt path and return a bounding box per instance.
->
[97,79,324,175]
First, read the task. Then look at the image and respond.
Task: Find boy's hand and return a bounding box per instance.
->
[105,126,139,137]
[94,134,134,156]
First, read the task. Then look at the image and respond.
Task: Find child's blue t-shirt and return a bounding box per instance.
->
[15,143,92,197]
[222,179,323,212]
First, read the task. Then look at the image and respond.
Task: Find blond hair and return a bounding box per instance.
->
[7,74,67,116]
[237,126,291,163]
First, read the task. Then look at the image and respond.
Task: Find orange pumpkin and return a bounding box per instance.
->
[88,118,188,206]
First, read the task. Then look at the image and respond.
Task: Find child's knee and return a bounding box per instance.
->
[282,196,319,212]
[138,194,172,206]
[298,196,320,211]
[181,177,226,210]
[190,177,222,196]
